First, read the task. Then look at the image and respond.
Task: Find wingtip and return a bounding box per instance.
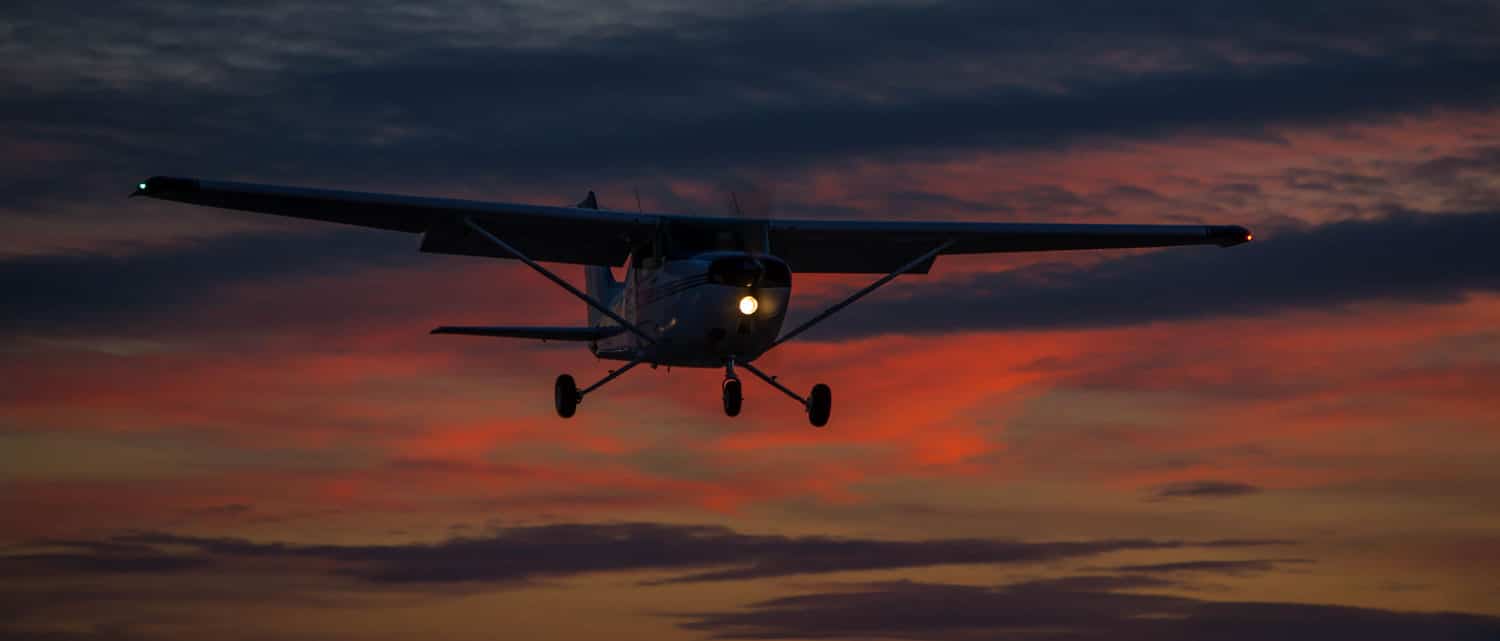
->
[131,176,200,198]
[1209,225,1254,247]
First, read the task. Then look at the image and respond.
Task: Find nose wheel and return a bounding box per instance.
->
[722,378,743,417]
[722,358,743,417]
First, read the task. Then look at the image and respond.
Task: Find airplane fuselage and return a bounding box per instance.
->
[592,251,792,367]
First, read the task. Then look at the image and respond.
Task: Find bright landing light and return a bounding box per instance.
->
[738,295,758,316]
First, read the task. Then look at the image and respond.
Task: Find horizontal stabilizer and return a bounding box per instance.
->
[431,325,626,341]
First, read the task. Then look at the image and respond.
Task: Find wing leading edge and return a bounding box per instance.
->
[133,176,1250,273]
[133,176,656,266]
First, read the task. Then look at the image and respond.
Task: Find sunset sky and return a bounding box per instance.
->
[4,2,1500,639]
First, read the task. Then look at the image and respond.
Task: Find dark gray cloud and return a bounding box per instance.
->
[1,552,211,575]
[0,228,420,333]
[679,578,1500,640]
[1108,558,1312,575]
[805,210,1500,339]
[3,1,1499,215]
[0,622,147,641]
[10,210,1499,339]
[1148,480,1264,501]
[1,539,211,575]
[8,523,1288,585]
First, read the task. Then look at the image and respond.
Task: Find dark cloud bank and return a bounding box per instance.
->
[807,210,1500,340]
[0,228,419,333]
[1148,480,1263,501]
[7,210,1499,337]
[11,523,1493,640]
[680,578,1500,641]
[7,522,1285,585]
[4,1,1499,209]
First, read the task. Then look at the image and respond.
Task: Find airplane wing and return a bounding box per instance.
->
[764,219,1252,273]
[133,176,657,266]
[431,325,626,341]
[134,176,1249,274]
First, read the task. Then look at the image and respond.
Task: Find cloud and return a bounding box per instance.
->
[4,1,1500,216]
[1148,480,1263,500]
[678,578,1500,640]
[187,503,253,516]
[0,229,420,333]
[808,210,1500,339]
[10,208,1500,340]
[1108,558,1312,575]
[6,523,1289,585]
[1,539,211,575]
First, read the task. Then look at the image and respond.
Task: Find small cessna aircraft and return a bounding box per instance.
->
[133,176,1251,426]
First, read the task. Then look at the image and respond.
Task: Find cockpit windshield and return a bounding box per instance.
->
[709,256,791,287]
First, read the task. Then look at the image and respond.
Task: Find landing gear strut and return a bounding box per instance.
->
[554,358,644,419]
[739,361,832,428]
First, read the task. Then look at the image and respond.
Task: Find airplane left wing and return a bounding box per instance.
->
[133,176,658,266]
[430,325,626,341]
[765,219,1253,273]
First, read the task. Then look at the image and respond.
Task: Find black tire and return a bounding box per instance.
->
[555,374,579,418]
[807,383,831,427]
[722,378,743,417]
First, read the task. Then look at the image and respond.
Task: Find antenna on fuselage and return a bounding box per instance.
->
[730,191,745,218]
[718,181,775,254]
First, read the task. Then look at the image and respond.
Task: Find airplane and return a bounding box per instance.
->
[132,176,1251,427]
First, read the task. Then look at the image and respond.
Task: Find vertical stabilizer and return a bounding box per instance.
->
[577,190,619,325]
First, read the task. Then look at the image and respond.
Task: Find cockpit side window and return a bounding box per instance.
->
[760,259,791,286]
[631,238,663,271]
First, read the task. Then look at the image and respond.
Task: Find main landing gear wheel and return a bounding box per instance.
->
[807,383,831,427]
[554,374,579,418]
[722,378,743,417]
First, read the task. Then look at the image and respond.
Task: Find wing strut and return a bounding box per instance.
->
[460,216,656,345]
[579,357,645,397]
[740,361,806,404]
[767,239,955,351]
